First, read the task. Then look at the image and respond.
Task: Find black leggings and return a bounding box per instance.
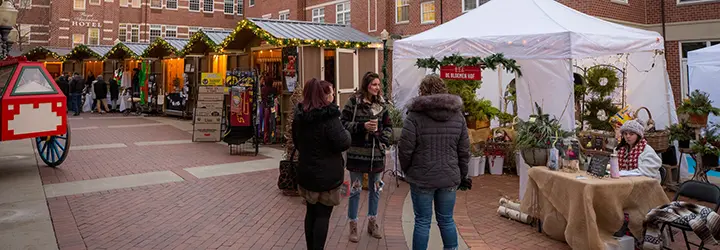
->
[305,202,334,250]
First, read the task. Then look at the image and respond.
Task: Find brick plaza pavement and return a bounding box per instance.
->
[35,114,705,250]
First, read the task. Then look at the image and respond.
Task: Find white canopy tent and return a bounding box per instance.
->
[392,0,677,131]
[688,43,720,125]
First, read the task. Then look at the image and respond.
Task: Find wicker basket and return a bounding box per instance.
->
[635,107,670,152]
[578,130,615,152]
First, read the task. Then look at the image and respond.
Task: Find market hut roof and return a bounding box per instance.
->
[180,30,231,55]
[219,18,379,50]
[65,45,111,60]
[104,42,147,60]
[143,37,188,58]
[22,46,71,61]
[165,38,189,52]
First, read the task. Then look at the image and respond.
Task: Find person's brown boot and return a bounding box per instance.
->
[349,220,359,242]
[368,217,383,239]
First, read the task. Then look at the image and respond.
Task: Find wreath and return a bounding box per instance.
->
[582,97,620,132]
[585,66,619,97]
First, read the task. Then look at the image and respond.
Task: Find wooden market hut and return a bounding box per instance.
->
[143,37,188,115]
[219,18,380,138]
[62,45,112,80]
[103,42,149,81]
[178,30,233,116]
[21,46,71,77]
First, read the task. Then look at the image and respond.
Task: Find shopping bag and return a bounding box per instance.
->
[278,149,298,190]
[83,94,93,112]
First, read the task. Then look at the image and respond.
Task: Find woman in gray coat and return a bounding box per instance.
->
[398,74,471,250]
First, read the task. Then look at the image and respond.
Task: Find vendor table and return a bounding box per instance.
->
[520,167,669,250]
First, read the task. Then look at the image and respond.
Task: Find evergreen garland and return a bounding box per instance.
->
[415,53,523,76]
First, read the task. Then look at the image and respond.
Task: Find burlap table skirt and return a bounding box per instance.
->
[520,167,670,250]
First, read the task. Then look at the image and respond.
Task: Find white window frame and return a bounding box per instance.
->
[149,25,162,41]
[677,0,720,5]
[312,8,324,23]
[262,13,271,19]
[679,40,720,98]
[223,0,233,14]
[18,0,31,9]
[248,0,253,7]
[166,0,177,9]
[119,0,128,7]
[611,0,629,4]
[188,27,199,38]
[89,0,101,6]
[336,2,350,25]
[395,0,409,24]
[150,0,162,8]
[72,34,84,46]
[118,25,127,42]
[278,9,289,20]
[130,24,140,43]
[87,28,100,45]
[462,0,479,13]
[237,0,243,15]
[73,0,85,10]
[189,0,200,11]
[164,25,177,38]
[202,0,213,13]
[130,0,140,8]
[420,1,435,24]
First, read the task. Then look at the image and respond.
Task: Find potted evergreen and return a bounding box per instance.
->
[445,79,500,129]
[668,123,694,149]
[678,90,720,127]
[691,125,720,167]
[514,103,571,166]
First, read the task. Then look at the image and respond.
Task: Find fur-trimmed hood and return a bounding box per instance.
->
[294,103,342,123]
[407,94,463,121]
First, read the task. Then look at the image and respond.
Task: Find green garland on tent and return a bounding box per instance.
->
[415,53,523,76]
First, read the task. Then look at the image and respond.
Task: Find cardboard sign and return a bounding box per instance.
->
[200,73,223,86]
[440,65,482,80]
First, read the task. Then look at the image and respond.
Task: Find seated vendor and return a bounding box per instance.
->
[616,120,662,180]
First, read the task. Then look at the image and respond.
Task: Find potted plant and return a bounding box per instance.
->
[445,79,500,129]
[468,143,486,176]
[691,142,720,167]
[514,103,571,166]
[387,102,404,144]
[668,123,694,149]
[678,90,720,127]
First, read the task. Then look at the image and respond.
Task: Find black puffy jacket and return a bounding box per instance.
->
[292,103,351,192]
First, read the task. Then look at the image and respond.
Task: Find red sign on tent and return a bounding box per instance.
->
[440,65,482,80]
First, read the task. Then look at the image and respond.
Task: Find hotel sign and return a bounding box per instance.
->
[71,13,102,28]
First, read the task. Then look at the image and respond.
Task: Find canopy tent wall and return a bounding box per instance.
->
[688,43,720,125]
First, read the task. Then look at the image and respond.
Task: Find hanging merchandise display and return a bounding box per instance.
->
[282,47,298,92]
[223,70,259,156]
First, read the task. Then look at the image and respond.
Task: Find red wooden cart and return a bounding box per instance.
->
[0,56,69,167]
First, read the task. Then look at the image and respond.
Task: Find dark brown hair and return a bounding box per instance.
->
[302,78,333,112]
[359,72,382,103]
[419,74,448,96]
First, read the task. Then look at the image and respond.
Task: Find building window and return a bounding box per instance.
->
[166,0,177,9]
[421,1,435,23]
[18,0,31,9]
[249,0,253,7]
[118,26,127,42]
[679,40,720,98]
[149,25,162,41]
[203,0,213,12]
[130,0,140,8]
[150,0,162,8]
[130,25,139,42]
[119,0,127,7]
[237,0,243,15]
[312,8,324,23]
[165,25,177,38]
[224,0,233,14]
[462,0,489,12]
[279,10,289,20]
[72,34,84,46]
[89,0,100,5]
[74,0,85,10]
[396,0,409,23]
[87,28,100,45]
[189,27,199,37]
[336,2,350,25]
[189,0,200,11]
[262,13,271,19]
[677,0,716,3]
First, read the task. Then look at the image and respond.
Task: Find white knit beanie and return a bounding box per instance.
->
[620,119,645,138]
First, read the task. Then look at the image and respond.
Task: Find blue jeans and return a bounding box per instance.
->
[348,172,381,220]
[70,93,82,114]
[410,183,458,250]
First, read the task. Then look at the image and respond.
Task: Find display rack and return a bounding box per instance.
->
[222,69,260,156]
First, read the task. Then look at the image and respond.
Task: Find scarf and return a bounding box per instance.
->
[618,138,647,170]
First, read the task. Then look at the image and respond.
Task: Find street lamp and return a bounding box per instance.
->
[0,0,17,58]
[380,29,389,100]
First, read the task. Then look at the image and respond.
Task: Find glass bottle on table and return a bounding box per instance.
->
[610,152,620,178]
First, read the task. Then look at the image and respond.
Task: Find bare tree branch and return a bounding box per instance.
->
[12,0,29,51]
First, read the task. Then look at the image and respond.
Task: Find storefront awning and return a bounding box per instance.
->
[144,37,188,58]
[22,46,71,61]
[104,42,147,60]
[180,30,232,55]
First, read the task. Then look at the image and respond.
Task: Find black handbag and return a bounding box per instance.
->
[278,148,298,191]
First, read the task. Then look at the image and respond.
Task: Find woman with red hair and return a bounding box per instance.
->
[292,78,351,249]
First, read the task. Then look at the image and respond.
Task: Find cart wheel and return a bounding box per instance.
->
[35,127,71,168]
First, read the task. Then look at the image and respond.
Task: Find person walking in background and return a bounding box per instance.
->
[57,72,70,112]
[398,75,472,250]
[109,74,120,112]
[68,72,84,116]
[340,71,392,242]
[93,75,109,114]
[292,78,351,250]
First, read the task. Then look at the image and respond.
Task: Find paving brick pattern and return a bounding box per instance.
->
[69,118,159,129]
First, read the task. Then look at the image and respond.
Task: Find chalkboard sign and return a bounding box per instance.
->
[587,155,610,177]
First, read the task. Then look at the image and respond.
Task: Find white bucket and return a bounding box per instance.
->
[468,156,486,176]
[489,156,504,175]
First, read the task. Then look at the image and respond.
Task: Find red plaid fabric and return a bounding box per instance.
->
[618,139,647,170]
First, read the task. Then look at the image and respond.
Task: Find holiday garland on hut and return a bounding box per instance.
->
[103,43,142,60]
[143,37,180,58]
[23,46,66,61]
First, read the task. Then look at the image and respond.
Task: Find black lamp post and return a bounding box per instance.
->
[380,29,389,100]
[0,0,17,59]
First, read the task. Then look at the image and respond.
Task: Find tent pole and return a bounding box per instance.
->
[663,53,673,125]
[498,65,503,112]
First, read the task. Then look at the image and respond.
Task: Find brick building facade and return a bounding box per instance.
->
[18,0,719,103]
